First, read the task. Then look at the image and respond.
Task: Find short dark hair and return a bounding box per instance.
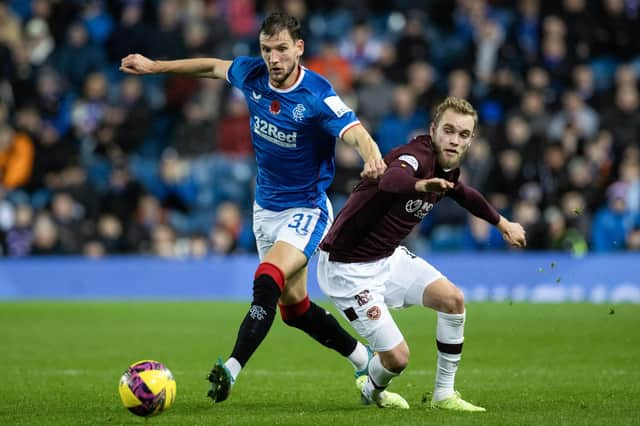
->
[259,12,302,41]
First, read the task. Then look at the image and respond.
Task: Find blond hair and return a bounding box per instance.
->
[431,96,478,135]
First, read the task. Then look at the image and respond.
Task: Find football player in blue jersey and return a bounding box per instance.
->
[120,12,409,407]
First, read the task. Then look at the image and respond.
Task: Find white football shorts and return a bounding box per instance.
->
[317,246,445,351]
[253,199,333,260]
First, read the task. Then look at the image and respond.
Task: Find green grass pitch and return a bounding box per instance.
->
[1,302,639,425]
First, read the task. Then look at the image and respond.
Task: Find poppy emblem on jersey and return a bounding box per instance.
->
[366,306,381,320]
[355,289,371,306]
[292,103,306,121]
[270,100,281,115]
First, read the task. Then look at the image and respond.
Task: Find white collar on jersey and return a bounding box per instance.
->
[268,65,306,93]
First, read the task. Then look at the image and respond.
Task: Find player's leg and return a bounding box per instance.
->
[384,246,483,411]
[278,263,370,375]
[208,240,306,403]
[421,278,485,412]
[317,250,409,409]
[207,205,304,403]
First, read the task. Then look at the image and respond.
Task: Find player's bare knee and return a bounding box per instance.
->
[380,343,409,373]
[449,286,465,313]
[442,286,465,313]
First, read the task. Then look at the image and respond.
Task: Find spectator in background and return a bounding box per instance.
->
[559,0,595,62]
[591,0,637,60]
[125,194,167,253]
[393,11,430,72]
[3,202,35,257]
[170,94,217,158]
[355,66,395,131]
[591,181,636,251]
[28,121,78,193]
[94,213,125,254]
[601,83,640,164]
[505,0,541,68]
[31,0,80,46]
[106,2,149,63]
[473,18,504,85]
[148,0,185,60]
[487,148,526,204]
[209,201,243,254]
[515,89,550,140]
[462,136,492,190]
[461,213,507,250]
[99,164,144,226]
[81,0,114,46]
[407,61,438,115]
[215,89,253,157]
[30,211,65,255]
[49,191,85,253]
[150,223,176,257]
[0,124,34,191]
[189,233,210,258]
[339,20,382,78]
[376,85,427,155]
[548,90,599,141]
[108,76,152,155]
[49,21,106,92]
[305,38,354,95]
[0,2,20,45]
[23,18,55,67]
[72,72,108,141]
[34,68,74,137]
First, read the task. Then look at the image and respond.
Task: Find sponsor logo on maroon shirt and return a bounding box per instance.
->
[405,200,434,219]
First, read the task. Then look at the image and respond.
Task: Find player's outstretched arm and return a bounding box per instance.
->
[120,54,232,79]
[341,124,386,179]
[496,216,527,248]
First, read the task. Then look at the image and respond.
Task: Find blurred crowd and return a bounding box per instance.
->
[0,0,639,258]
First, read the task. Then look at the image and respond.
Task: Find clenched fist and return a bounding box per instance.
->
[120,54,158,75]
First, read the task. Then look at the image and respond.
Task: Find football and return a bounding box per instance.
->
[118,360,176,417]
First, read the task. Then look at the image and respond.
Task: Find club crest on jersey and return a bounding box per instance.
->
[366,306,381,320]
[270,100,281,115]
[405,199,434,219]
[292,103,306,121]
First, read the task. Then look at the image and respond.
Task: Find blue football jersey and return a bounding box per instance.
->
[226,56,360,212]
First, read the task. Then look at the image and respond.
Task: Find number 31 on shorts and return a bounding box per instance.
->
[288,213,313,236]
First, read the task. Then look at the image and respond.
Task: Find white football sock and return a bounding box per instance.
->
[363,355,399,400]
[348,341,370,371]
[433,311,465,401]
[225,357,241,383]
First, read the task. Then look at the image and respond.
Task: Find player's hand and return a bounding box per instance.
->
[417,178,454,195]
[498,218,527,248]
[360,158,387,180]
[120,54,157,75]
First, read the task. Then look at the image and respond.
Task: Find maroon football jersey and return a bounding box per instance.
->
[321,134,499,262]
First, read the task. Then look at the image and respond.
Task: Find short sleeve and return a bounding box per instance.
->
[226,56,264,89]
[315,89,359,139]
